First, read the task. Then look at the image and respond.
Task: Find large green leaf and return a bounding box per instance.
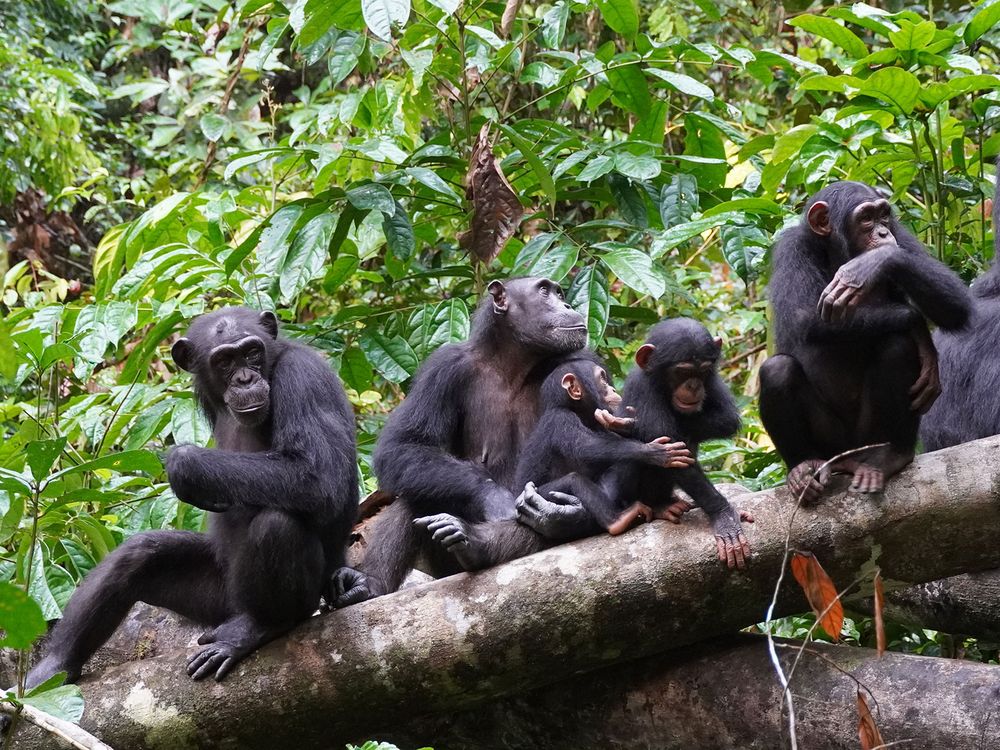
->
[964,0,1000,44]
[360,332,418,382]
[645,69,715,100]
[888,19,936,51]
[49,450,162,481]
[577,155,615,182]
[501,125,557,214]
[328,32,366,86]
[566,265,610,344]
[659,173,699,228]
[788,14,868,58]
[857,67,920,113]
[0,581,46,649]
[362,0,411,40]
[595,0,639,38]
[280,212,338,303]
[613,151,661,181]
[607,172,648,228]
[599,245,665,298]
[22,685,85,723]
[383,201,415,261]
[25,438,67,483]
[347,184,396,215]
[339,347,374,392]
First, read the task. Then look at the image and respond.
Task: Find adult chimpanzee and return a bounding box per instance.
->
[921,173,1000,451]
[598,318,753,569]
[413,352,694,569]
[27,307,358,686]
[331,277,589,606]
[759,181,971,502]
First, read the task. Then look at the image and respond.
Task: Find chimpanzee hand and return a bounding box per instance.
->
[817,246,894,324]
[165,446,232,513]
[909,325,941,414]
[653,497,694,524]
[515,482,590,541]
[594,406,636,434]
[642,436,695,469]
[708,505,752,570]
[328,567,374,608]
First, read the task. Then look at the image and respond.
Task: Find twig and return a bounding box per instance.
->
[763,441,890,750]
[2,703,114,750]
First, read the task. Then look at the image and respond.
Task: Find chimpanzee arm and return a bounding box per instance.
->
[889,232,971,331]
[167,344,356,519]
[673,464,751,569]
[372,346,506,516]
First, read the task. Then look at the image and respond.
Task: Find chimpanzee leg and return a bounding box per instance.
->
[414,515,547,571]
[27,531,227,688]
[850,334,919,490]
[188,509,324,681]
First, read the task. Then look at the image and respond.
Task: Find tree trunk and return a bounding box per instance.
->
[12,437,1000,750]
[384,634,1000,749]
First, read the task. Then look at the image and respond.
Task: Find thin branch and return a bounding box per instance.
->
[2,703,114,750]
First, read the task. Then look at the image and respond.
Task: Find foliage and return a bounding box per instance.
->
[0,0,999,723]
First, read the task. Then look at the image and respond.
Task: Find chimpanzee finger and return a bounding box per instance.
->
[739,510,755,523]
[546,491,582,508]
[730,537,746,569]
[197,628,218,645]
[738,533,752,561]
[335,583,371,608]
[725,537,738,569]
[716,536,727,565]
[440,532,468,548]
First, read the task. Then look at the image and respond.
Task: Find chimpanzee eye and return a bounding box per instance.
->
[539,285,550,297]
[245,350,263,369]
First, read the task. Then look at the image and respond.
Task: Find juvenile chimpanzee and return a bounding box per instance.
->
[598,318,753,569]
[27,308,358,686]
[759,181,971,502]
[330,278,589,606]
[413,353,694,569]
[921,171,1000,451]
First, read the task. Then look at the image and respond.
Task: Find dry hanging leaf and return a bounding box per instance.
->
[857,690,885,750]
[458,125,523,265]
[500,0,524,37]
[873,570,886,658]
[790,551,844,641]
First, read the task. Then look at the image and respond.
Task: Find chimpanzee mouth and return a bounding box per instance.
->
[230,402,267,414]
[555,325,586,331]
[673,398,703,413]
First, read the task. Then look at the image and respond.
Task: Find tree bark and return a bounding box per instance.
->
[385,634,1000,749]
[12,437,1000,750]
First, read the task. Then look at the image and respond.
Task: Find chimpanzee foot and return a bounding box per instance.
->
[328,567,375,609]
[787,460,830,504]
[608,502,653,535]
[187,614,281,682]
[850,464,884,494]
[413,513,486,571]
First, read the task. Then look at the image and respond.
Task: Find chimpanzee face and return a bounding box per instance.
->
[488,277,587,354]
[805,183,897,258]
[847,198,895,252]
[561,364,621,411]
[664,361,714,414]
[171,309,278,427]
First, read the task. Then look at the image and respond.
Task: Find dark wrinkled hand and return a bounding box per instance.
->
[327,567,373,609]
[166,446,231,512]
[644,436,695,469]
[817,247,891,324]
[709,505,752,570]
[515,482,589,541]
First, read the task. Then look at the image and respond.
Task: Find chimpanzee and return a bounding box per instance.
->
[27,307,358,686]
[413,352,695,569]
[759,181,971,502]
[330,278,589,606]
[595,318,753,569]
[921,173,1000,451]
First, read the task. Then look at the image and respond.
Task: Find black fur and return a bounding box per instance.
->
[331,278,588,603]
[759,181,970,498]
[27,307,357,686]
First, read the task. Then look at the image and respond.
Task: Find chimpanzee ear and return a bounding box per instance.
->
[258,311,279,339]
[713,337,723,350]
[171,338,195,372]
[806,201,832,237]
[561,373,583,400]
[635,344,656,370]
[487,280,508,314]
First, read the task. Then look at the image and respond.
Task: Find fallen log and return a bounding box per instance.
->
[13,436,1000,749]
[385,634,1000,749]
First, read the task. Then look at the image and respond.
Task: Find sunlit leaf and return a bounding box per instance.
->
[888,19,936,50]
[790,551,844,641]
[788,14,868,58]
[0,581,46,649]
[599,245,665,298]
[964,0,1000,44]
[361,0,410,41]
[857,67,920,114]
[595,0,639,39]
[22,685,85,724]
[645,68,715,100]
[280,212,338,302]
[199,113,228,143]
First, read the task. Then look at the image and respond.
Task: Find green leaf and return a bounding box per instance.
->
[595,0,639,39]
[500,125,557,214]
[599,246,664,298]
[360,333,419,382]
[22,685,85,724]
[577,155,615,182]
[338,347,373,392]
[771,124,818,164]
[541,2,570,48]
[361,0,411,40]
[426,0,459,13]
[645,69,715,100]
[0,319,16,380]
[704,198,782,216]
[49,450,162,481]
[111,79,169,102]
[329,32,366,86]
[566,265,610,344]
[613,151,661,181]
[607,172,648,228]
[787,14,868,58]
[347,184,396,215]
[651,213,737,258]
[223,148,294,181]
[965,0,1000,44]
[888,19,936,51]
[25,438,67,483]
[660,173,699,228]
[525,242,579,282]
[857,67,920,113]
[427,299,471,349]
[405,167,460,201]
[257,205,305,279]
[383,201,415,261]
[26,545,61,621]
[199,113,228,143]
[0,581,46,649]
[280,213,338,303]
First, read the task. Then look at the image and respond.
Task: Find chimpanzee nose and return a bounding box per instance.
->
[234,368,254,385]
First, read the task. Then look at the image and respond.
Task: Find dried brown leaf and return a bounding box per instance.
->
[873,570,886,658]
[790,551,844,641]
[458,125,523,265]
[857,690,885,750]
[500,0,524,37]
